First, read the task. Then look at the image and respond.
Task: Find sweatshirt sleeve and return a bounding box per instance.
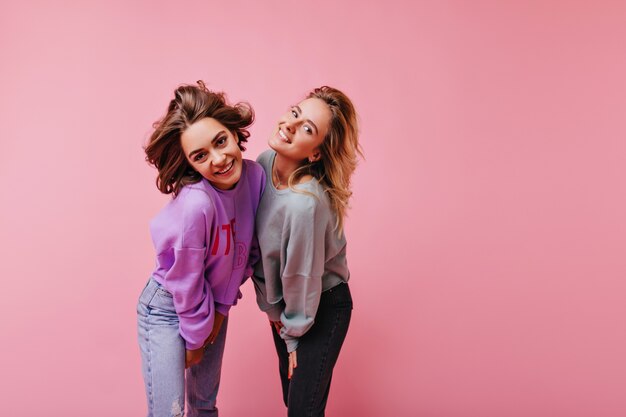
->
[252,273,284,321]
[164,247,214,350]
[214,301,232,317]
[279,197,329,352]
[161,195,215,350]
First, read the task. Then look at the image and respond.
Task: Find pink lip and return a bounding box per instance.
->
[215,160,235,176]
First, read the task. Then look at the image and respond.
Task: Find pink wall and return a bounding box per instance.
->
[1,1,625,416]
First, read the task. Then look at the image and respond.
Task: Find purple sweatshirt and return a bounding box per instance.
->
[149,160,265,349]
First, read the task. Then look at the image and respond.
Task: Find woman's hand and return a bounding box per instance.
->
[269,320,296,378]
[185,347,204,368]
[288,350,298,379]
[270,320,283,334]
[205,312,226,345]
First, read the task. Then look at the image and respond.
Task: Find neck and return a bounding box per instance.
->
[273,153,303,187]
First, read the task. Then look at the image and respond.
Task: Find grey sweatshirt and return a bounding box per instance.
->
[252,150,349,352]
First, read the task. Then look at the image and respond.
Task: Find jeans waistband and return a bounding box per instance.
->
[139,277,166,305]
[320,281,352,308]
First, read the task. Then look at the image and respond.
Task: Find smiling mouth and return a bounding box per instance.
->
[215,160,235,175]
[278,129,291,143]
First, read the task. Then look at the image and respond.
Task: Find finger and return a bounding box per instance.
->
[288,358,293,379]
[289,352,297,378]
[190,355,200,368]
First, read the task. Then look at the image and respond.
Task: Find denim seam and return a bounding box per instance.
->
[306,308,340,417]
[146,308,154,415]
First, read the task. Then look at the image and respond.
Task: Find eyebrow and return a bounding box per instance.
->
[294,105,319,135]
[188,130,227,158]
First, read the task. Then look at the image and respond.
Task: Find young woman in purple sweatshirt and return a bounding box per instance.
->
[137,82,265,417]
[252,86,362,416]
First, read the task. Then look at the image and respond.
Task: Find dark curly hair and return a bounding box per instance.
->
[145,81,254,195]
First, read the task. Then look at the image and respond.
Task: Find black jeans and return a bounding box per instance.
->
[271,282,353,417]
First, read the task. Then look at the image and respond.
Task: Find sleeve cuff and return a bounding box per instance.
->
[185,339,205,350]
[285,337,299,353]
[215,302,231,316]
[265,303,283,322]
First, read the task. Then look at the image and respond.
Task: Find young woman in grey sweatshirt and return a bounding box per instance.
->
[253,86,362,417]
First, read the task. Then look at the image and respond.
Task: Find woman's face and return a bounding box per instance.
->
[269,97,332,162]
[181,117,243,190]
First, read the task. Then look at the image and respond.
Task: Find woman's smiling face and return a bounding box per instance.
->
[180,117,243,190]
[269,97,332,162]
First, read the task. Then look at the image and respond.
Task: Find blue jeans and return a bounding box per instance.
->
[272,282,353,417]
[137,278,228,417]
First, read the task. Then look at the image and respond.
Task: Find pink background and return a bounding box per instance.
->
[1,1,625,416]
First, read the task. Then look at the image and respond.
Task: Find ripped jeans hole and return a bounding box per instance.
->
[171,397,183,417]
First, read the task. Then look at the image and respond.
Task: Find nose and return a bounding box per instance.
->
[283,120,296,133]
[211,149,227,166]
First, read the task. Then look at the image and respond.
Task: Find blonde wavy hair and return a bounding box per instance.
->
[287,86,363,234]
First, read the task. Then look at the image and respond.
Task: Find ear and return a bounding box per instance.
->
[308,150,321,163]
